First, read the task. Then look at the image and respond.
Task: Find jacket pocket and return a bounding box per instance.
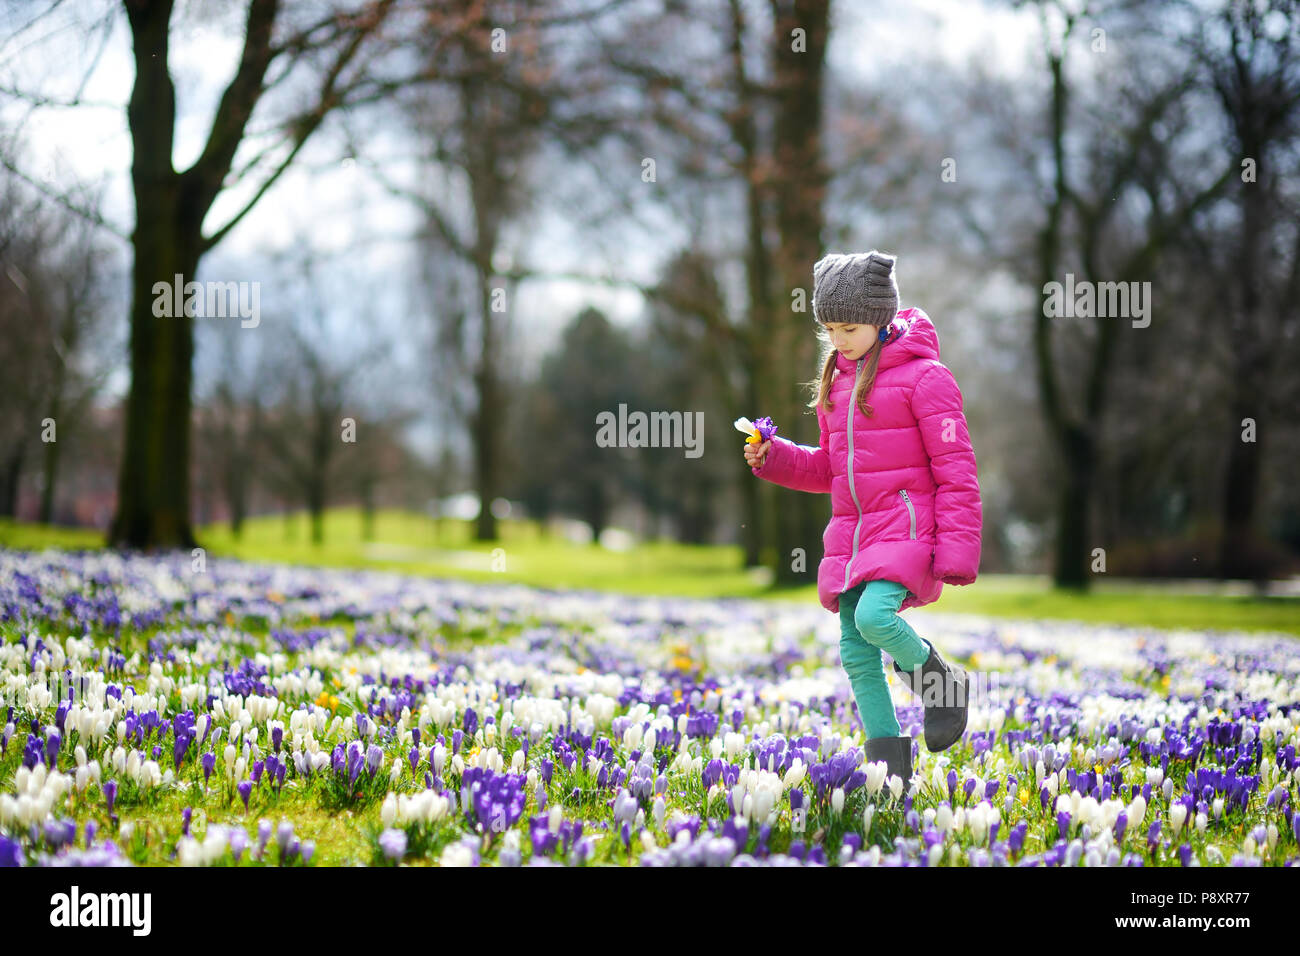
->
[898,489,916,540]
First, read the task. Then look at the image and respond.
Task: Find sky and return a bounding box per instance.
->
[0,0,1043,458]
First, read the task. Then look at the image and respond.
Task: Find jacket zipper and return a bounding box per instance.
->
[843,357,866,590]
[899,489,916,539]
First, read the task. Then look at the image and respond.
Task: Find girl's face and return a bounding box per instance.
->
[823,322,878,361]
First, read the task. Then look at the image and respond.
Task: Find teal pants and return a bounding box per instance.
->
[838,579,932,740]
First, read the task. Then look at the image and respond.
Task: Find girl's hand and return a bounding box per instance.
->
[744,439,772,469]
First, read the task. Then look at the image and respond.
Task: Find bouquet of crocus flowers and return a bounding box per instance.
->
[734,416,778,445]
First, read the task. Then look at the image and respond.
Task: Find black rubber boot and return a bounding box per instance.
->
[892,642,969,752]
[864,735,912,790]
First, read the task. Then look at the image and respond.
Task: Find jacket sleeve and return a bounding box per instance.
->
[912,364,982,584]
[750,406,832,494]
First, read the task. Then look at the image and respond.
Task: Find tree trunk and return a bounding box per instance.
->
[1053,425,1094,588]
[583,480,607,543]
[109,0,198,550]
[472,266,499,542]
[0,448,22,518]
[308,471,325,545]
[361,475,376,541]
[1218,139,1268,581]
[38,399,61,524]
[1033,26,1088,591]
[769,0,830,588]
[110,228,199,550]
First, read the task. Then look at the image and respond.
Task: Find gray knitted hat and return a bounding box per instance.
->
[811,250,898,327]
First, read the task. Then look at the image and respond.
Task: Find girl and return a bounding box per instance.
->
[743,250,982,789]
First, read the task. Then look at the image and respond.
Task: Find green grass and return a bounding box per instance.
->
[3,510,1296,635]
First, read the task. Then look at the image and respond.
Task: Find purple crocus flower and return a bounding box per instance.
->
[1008,821,1027,854]
[182,807,192,835]
[0,834,21,867]
[238,780,253,810]
[257,819,272,855]
[251,760,264,785]
[752,416,778,442]
[229,829,248,862]
[44,818,75,850]
[1147,819,1161,853]
[365,744,383,776]
[347,743,363,786]
[103,780,117,815]
[172,734,187,770]
[378,828,407,862]
[201,751,215,785]
[271,726,283,753]
[276,821,295,857]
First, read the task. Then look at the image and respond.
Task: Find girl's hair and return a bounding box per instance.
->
[802,323,881,418]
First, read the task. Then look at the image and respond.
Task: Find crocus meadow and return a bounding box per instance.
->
[1,547,1296,866]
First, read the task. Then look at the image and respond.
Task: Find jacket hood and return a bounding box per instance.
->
[833,307,939,374]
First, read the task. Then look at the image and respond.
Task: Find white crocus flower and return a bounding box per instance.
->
[440,842,474,867]
[783,761,806,790]
[178,836,202,867]
[381,793,397,828]
[723,732,744,761]
[864,762,887,797]
[887,772,903,802]
[1169,803,1187,837]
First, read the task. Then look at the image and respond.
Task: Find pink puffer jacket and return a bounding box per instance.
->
[751,307,982,613]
